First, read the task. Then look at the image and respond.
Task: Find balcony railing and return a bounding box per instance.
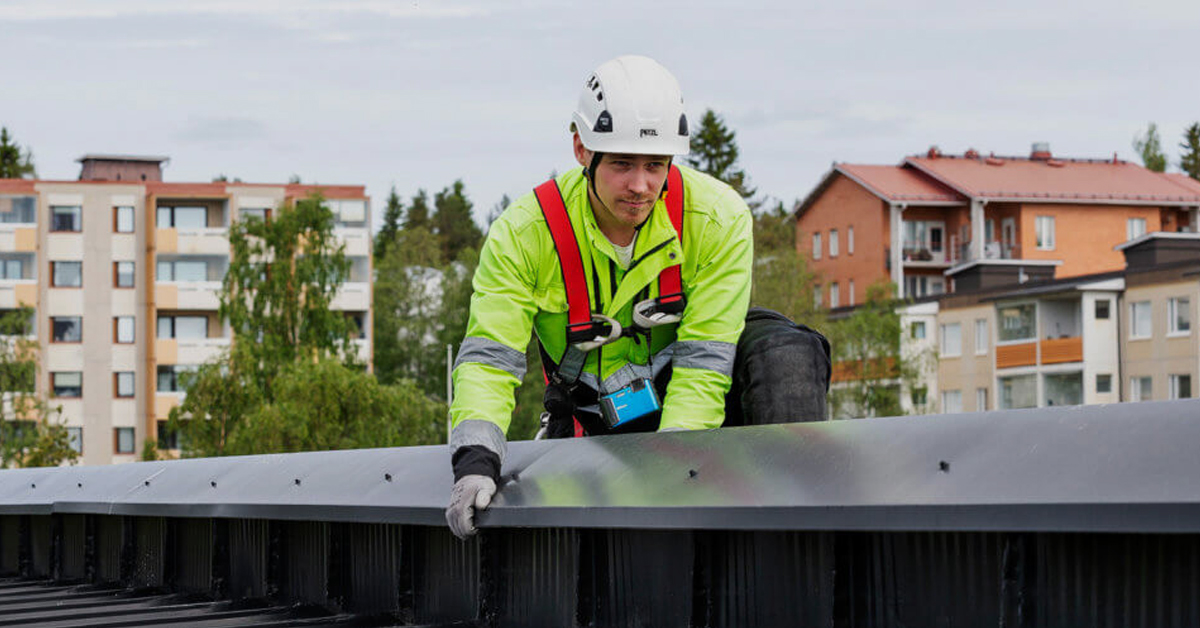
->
[1041,336,1083,364]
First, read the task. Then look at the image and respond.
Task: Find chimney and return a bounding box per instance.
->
[1030,142,1052,161]
[926,145,942,159]
[77,155,169,182]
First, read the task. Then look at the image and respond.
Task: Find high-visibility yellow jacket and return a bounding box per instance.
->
[449,165,752,460]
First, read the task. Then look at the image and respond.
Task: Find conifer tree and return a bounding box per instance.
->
[0,127,37,179]
[1180,123,1200,181]
[374,186,404,262]
[685,109,757,202]
[432,180,483,264]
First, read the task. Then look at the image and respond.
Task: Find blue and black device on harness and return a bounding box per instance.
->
[533,166,686,437]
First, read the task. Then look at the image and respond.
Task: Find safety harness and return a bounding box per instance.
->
[533,165,686,436]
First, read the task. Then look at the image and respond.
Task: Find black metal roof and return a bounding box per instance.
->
[3,399,1200,533]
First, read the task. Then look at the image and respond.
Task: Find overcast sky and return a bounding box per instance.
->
[2,0,1198,226]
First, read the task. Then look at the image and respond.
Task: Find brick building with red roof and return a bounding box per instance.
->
[796,144,1200,305]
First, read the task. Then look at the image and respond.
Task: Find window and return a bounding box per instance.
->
[999,374,1037,409]
[156,259,211,282]
[848,226,855,254]
[50,206,82,232]
[974,319,988,354]
[0,257,24,280]
[812,233,822,260]
[911,387,927,407]
[1130,376,1152,402]
[157,420,180,450]
[848,280,855,306]
[114,316,135,344]
[0,196,36,223]
[830,282,840,308]
[997,303,1036,342]
[1170,374,1192,400]
[904,276,945,298]
[328,199,367,227]
[1035,216,1055,250]
[1127,217,1147,241]
[114,262,135,288]
[67,427,82,454]
[157,365,196,393]
[157,205,208,229]
[1096,373,1112,394]
[157,315,208,340]
[940,323,962,357]
[1044,372,1083,406]
[1130,301,1151,339]
[1169,297,1191,335]
[115,372,135,398]
[942,390,963,413]
[345,311,367,339]
[976,387,988,411]
[51,316,82,343]
[52,372,82,398]
[240,207,269,222]
[114,206,135,233]
[1095,299,1110,320]
[813,284,822,307]
[51,261,82,287]
[114,427,135,454]
[911,321,926,340]
[829,229,839,257]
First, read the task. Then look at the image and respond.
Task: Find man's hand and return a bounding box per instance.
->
[446,474,497,540]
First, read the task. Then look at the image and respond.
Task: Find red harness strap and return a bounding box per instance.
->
[534,165,686,437]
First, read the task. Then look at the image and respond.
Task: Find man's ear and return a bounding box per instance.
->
[573,133,591,168]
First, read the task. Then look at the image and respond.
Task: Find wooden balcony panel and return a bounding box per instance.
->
[996,342,1037,369]
[1041,336,1083,365]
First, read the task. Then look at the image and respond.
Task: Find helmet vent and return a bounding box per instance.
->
[594,110,613,133]
[678,114,688,136]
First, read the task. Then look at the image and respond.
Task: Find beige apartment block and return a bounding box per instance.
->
[1120,276,1198,403]
[0,156,372,465]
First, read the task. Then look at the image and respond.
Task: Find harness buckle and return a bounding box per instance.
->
[567,314,623,352]
[632,292,687,330]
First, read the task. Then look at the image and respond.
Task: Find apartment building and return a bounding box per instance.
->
[796,144,1200,303]
[0,155,372,465]
[904,232,1200,414]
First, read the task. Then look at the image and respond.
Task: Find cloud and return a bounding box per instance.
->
[175,116,269,146]
[0,0,501,22]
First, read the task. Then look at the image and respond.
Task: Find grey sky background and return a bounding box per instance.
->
[2,0,1198,226]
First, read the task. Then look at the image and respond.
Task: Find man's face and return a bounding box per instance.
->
[574,134,670,230]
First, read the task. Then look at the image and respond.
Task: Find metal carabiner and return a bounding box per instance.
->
[572,314,623,352]
[632,296,684,330]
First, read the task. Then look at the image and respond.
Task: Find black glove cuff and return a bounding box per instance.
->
[452,445,501,483]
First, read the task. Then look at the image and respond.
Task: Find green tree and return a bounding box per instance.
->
[749,200,820,323]
[824,282,930,419]
[0,128,37,179]
[405,189,432,231]
[686,109,757,202]
[1180,123,1200,181]
[373,226,444,391]
[433,180,483,264]
[1133,122,1167,172]
[0,308,77,468]
[224,358,445,454]
[171,194,359,456]
[374,186,404,262]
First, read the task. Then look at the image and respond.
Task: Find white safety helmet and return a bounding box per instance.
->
[571,55,690,156]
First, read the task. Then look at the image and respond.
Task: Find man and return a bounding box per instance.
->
[446,55,753,539]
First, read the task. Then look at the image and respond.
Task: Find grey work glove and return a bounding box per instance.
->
[446,474,497,540]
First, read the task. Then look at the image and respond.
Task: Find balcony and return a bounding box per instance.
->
[332,282,370,311]
[335,226,371,258]
[996,342,1036,369]
[157,227,230,255]
[157,336,230,365]
[0,279,37,308]
[155,282,221,310]
[0,224,36,252]
[902,246,954,268]
[1041,336,1083,364]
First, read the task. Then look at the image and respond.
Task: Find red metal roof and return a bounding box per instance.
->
[906,155,1200,204]
[836,164,965,203]
[1163,173,1200,197]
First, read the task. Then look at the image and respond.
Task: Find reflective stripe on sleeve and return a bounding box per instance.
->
[673,340,736,377]
[454,337,527,380]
